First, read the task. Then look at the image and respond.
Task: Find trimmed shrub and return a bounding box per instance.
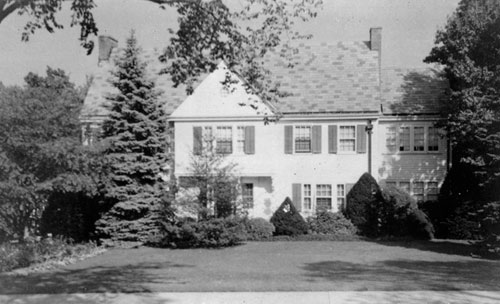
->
[344,173,383,236]
[307,212,357,236]
[244,218,275,241]
[156,217,247,249]
[270,197,308,236]
[407,209,435,240]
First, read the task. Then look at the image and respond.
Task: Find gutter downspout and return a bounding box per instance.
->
[366,120,373,175]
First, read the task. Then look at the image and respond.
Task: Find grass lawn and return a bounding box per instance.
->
[0,240,499,294]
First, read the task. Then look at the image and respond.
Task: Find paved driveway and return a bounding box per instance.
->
[1,241,499,294]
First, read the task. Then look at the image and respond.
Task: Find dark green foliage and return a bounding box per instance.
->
[213,179,238,218]
[476,202,500,258]
[344,173,383,236]
[270,197,308,236]
[153,217,247,249]
[244,218,275,240]
[96,32,172,243]
[0,68,100,241]
[425,0,500,201]
[407,209,435,240]
[267,234,361,242]
[307,212,357,236]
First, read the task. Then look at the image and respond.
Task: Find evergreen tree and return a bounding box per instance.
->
[96,31,171,243]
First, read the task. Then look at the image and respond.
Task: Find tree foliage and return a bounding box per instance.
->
[95,31,171,243]
[0,68,100,241]
[425,0,500,199]
[270,197,308,236]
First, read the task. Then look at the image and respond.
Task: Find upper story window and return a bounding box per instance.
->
[295,126,311,153]
[216,126,232,154]
[339,126,356,152]
[413,127,425,151]
[428,127,439,151]
[399,126,411,151]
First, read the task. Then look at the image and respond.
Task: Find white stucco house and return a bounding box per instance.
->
[80,28,450,219]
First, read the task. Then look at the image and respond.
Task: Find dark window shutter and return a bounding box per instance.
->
[357,125,367,153]
[244,126,255,154]
[328,125,337,154]
[292,183,302,211]
[193,126,202,155]
[284,125,293,154]
[312,125,322,153]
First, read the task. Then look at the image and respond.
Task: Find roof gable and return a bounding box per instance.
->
[169,61,273,119]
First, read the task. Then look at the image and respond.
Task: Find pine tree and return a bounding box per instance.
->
[96,31,171,243]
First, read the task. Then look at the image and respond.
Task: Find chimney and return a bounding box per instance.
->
[98,36,118,65]
[370,27,382,52]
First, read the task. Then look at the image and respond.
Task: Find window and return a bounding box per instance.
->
[316,184,332,211]
[428,127,439,151]
[236,126,245,153]
[337,184,345,210]
[386,181,397,188]
[413,181,425,202]
[203,126,214,150]
[386,126,397,152]
[427,182,438,201]
[295,126,311,152]
[339,126,356,151]
[242,183,254,204]
[303,184,312,210]
[216,126,232,154]
[399,181,410,193]
[413,127,425,151]
[399,127,410,151]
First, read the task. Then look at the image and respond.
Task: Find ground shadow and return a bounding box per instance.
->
[0,261,193,295]
[302,259,500,291]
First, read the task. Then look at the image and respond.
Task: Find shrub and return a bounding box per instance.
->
[475,202,500,258]
[407,209,435,240]
[244,218,275,241]
[156,217,247,248]
[307,212,357,235]
[344,173,383,236]
[270,197,308,236]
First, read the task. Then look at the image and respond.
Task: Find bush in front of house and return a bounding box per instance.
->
[344,173,383,236]
[270,197,308,236]
[307,211,357,236]
[156,216,247,249]
[0,236,102,273]
[244,218,275,241]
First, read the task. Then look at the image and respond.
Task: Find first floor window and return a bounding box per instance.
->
[413,181,425,202]
[303,184,312,210]
[242,183,254,204]
[316,184,332,211]
[399,181,410,193]
[414,127,425,151]
[337,184,345,210]
[386,181,397,188]
[428,127,439,151]
[216,126,232,154]
[427,182,438,201]
[399,127,410,151]
[339,126,356,151]
[295,126,311,152]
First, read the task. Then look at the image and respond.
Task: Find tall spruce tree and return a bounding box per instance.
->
[96,31,170,243]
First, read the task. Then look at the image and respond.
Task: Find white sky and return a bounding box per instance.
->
[0,0,459,86]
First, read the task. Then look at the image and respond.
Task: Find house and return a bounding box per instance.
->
[80,28,450,219]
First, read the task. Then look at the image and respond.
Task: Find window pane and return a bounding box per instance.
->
[304,198,312,210]
[303,184,312,210]
[216,126,232,154]
[337,197,345,210]
[428,127,439,151]
[339,126,356,151]
[399,127,410,151]
[316,198,332,212]
[427,182,438,201]
[413,181,424,202]
[237,126,245,153]
[295,126,311,152]
[242,183,254,203]
[414,127,424,151]
[337,184,345,197]
[386,126,397,152]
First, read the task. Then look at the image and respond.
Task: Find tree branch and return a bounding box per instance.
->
[0,0,24,24]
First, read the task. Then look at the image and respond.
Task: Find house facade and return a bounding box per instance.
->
[80,28,450,220]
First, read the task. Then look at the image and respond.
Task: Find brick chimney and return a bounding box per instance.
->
[370,27,382,52]
[98,36,118,66]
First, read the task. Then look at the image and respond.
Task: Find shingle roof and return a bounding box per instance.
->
[265,42,381,113]
[80,41,448,121]
[381,68,448,115]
